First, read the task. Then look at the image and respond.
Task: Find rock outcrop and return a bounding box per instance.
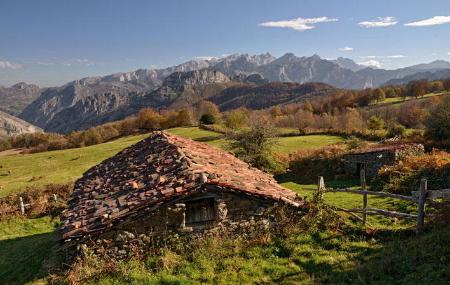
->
[0,110,42,136]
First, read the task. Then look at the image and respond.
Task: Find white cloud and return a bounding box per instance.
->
[358,60,382,68]
[195,56,218,61]
[339,47,354,52]
[259,16,338,31]
[358,17,397,28]
[0,60,22,69]
[36,58,101,67]
[360,55,406,59]
[386,55,406,58]
[405,16,450,27]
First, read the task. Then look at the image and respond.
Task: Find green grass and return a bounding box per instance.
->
[275,135,346,154]
[166,127,229,149]
[1,213,448,284]
[0,134,149,197]
[279,179,417,229]
[168,126,347,154]
[0,216,59,285]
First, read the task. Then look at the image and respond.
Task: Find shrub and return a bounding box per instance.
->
[199,114,216,125]
[425,95,450,141]
[387,122,406,138]
[289,145,347,183]
[372,150,450,194]
[0,136,12,152]
[367,116,385,131]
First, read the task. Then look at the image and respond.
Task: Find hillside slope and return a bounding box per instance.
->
[211,81,335,110]
[0,83,41,115]
[0,110,42,136]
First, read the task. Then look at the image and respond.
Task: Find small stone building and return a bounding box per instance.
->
[343,143,424,179]
[60,132,303,254]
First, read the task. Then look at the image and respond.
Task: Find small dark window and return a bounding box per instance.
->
[185,198,215,225]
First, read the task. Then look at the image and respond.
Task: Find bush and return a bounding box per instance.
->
[387,123,406,138]
[289,145,347,183]
[199,114,216,125]
[0,136,11,152]
[372,150,450,194]
[425,95,450,141]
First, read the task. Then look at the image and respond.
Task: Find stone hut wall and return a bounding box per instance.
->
[343,150,396,178]
[78,186,288,258]
[343,144,424,179]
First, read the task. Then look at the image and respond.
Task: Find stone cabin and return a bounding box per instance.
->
[343,143,424,179]
[60,132,303,253]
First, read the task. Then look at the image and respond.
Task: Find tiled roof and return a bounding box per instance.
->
[61,132,302,240]
[347,143,424,155]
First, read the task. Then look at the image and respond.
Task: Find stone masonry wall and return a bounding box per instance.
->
[76,187,284,258]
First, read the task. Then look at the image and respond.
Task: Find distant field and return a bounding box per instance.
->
[369,91,447,108]
[168,127,347,154]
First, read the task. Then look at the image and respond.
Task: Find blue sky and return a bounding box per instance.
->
[1,0,450,86]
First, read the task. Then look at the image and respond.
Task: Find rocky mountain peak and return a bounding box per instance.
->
[163,69,230,89]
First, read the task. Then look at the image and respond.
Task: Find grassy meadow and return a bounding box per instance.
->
[0,126,448,284]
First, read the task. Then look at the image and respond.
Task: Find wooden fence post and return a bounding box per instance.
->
[360,169,367,226]
[317,176,325,202]
[19,196,25,215]
[416,178,427,234]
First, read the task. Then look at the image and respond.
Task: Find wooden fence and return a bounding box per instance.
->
[17,194,59,215]
[316,169,450,233]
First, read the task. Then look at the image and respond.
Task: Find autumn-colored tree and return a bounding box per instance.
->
[407,80,428,98]
[373,88,386,102]
[269,106,283,117]
[137,108,164,130]
[174,109,193,126]
[196,100,220,119]
[430,81,444,93]
[304,100,314,113]
[442,78,450,91]
[225,108,248,130]
[425,95,450,140]
[384,87,397,98]
[397,102,427,128]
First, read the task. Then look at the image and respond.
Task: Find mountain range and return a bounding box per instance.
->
[1,53,450,134]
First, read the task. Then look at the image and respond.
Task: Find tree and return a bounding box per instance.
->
[430,81,444,93]
[225,108,247,130]
[137,108,164,130]
[367,116,385,131]
[442,78,450,91]
[294,110,314,134]
[373,88,386,102]
[174,109,193,126]
[407,80,428,98]
[384,87,397,98]
[199,114,216,125]
[270,106,283,117]
[425,95,450,140]
[229,116,278,171]
[304,100,314,113]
